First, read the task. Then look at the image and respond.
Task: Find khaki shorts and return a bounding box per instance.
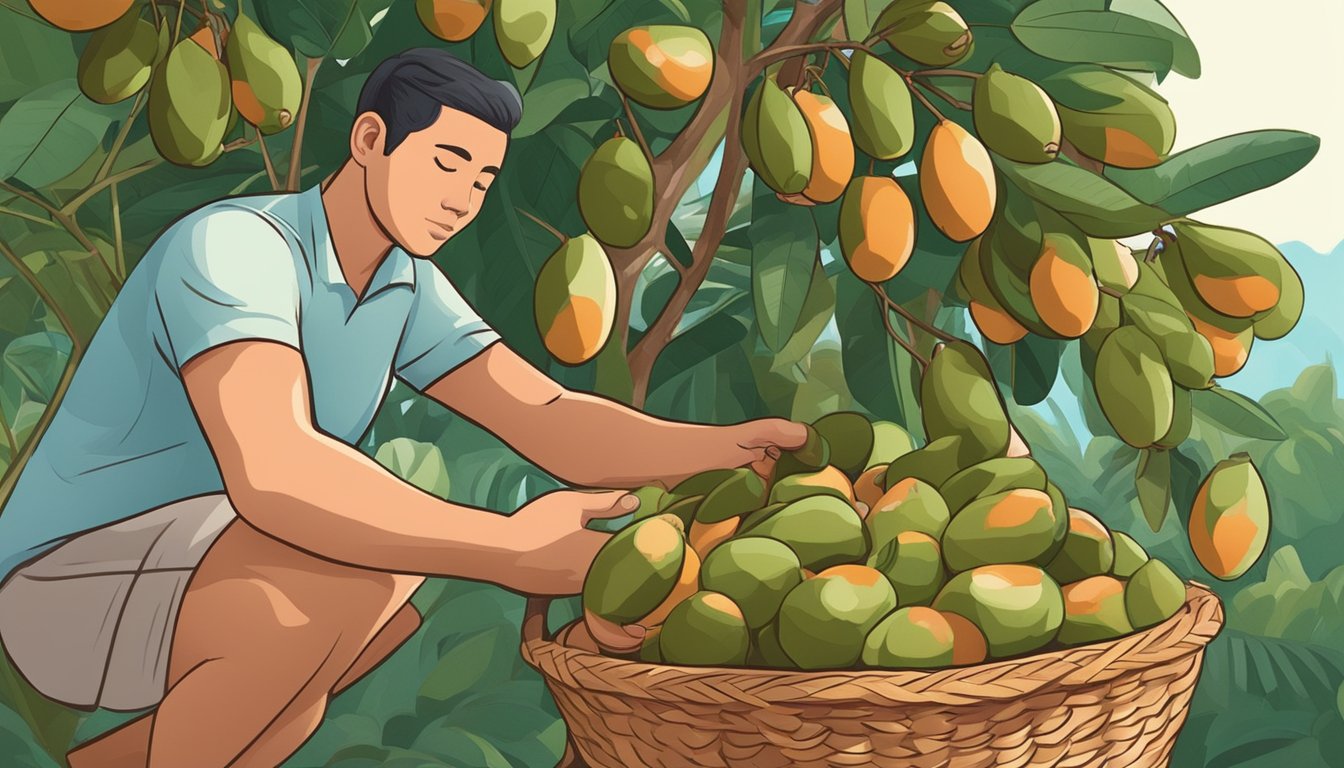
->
[0,494,237,712]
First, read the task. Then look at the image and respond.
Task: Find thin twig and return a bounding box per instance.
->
[0,181,121,288]
[1098,283,1124,299]
[873,282,958,343]
[0,239,82,355]
[913,78,971,111]
[94,90,147,185]
[0,206,58,228]
[63,160,162,215]
[257,129,280,190]
[903,73,947,122]
[912,68,983,79]
[514,207,567,245]
[111,182,125,279]
[286,56,324,191]
[173,0,187,42]
[746,41,874,76]
[619,93,654,166]
[870,284,929,367]
[222,136,257,152]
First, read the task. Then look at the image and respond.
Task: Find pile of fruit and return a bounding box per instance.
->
[569,341,1267,671]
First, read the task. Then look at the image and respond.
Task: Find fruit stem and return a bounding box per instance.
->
[911,68,983,80]
[911,78,971,111]
[1098,284,1125,299]
[1144,237,1161,264]
[903,74,947,123]
[257,128,280,190]
[172,0,187,43]
[875,284,958,344]
[870,283,930,367]
[618,93,654,166]
[111,182,125,280]
[286,56,324,191]
[515,207,568,246]
[92,89,148,187]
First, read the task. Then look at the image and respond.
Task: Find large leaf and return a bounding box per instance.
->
[1193,387,1288,441]
[512,57,591,139]
[0,6,77,102]
[843,0,889,39]
[986,335,1064,406]
[374,438,452,497]
[771,261,836,371]
[994,155,1171,237]
[0,80,123,188]
[1105,130,1321,217]
[834,271,916,427]
[417,626,503,702]
[1011,0,1200,80]
[751,190,819,352]
[255,0,395,60]
[648,313,749,395]
[3,332,71,403]
[1135,447,1172,531]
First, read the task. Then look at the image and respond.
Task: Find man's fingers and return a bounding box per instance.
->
[739,418,810,450]
[585,609,646,653]
[578,490,639,524]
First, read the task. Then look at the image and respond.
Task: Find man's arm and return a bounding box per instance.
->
[420,342,806,489]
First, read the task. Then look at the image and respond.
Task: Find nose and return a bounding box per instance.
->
[441,200,469,218]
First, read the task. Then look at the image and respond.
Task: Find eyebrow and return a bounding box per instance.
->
[435,143,500,175]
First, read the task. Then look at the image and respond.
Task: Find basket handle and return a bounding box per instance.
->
[522,595,554,644]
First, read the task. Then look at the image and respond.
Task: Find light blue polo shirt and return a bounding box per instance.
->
[0,185,500,584]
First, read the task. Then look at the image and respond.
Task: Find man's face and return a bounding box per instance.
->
[361,105,508,257]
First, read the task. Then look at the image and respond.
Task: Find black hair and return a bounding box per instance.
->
[356,48,523,154]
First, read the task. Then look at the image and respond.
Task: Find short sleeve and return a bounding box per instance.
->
[152,208,302,371]
[394,262,501,391]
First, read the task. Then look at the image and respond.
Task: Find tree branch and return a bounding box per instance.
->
[872,283,957,343]
[746,41,873,77]
[515,207,567,246]
[286,56,324,191]
[63,159,162,215]
[871,283,929,368]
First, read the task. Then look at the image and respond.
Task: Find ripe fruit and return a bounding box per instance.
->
[534,234,617,364]
[942,488,1059,572]
[768,466,854,506]
[862,606,956,669]
[1189,453,1270,580]
[1029,233,1099,338]
[1045,508,1115,583]
[417,0,492,41]
[29,0,132,31]
[778,565,897,669]
[853,465,888,511]
[741,75,812,195]
[939,457,1048,517]
[1058,576,1134,645]
[748,495,868,571]
[972,64,1060,164]
[226,13,302,135]
[687,516,739,560]
[867,477,951,541]
[791,89,854,204]
[1125,559,1185,629]
[867,530,944,606]
[1252,247,1304,340]
[637,545,701,628]
[847,51,914,160]
[837,176,916,282]
[867,421,916,470]
[1189,314,1254,377]
[971,301,1028,345]
[933,564,1063,658]
[578,136,654,248]
[78,9,157,104]
[920,120,996,242]
[609,25,713,109]
[659,591,751,666]
[148,38,232,167]
[493,0,555,68]
[1174,222,1284,318]
[700,537,803,629]
[1094,326,1175,448]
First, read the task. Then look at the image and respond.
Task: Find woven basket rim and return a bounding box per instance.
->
[521,581,1224,710]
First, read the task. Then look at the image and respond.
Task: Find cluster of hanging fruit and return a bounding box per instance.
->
[31,0,300,167]
[416,0,556,69]
[564,342,1270,670]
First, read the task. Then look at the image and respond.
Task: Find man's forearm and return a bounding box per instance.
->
[540,390,753,488]
[236,431,519,578]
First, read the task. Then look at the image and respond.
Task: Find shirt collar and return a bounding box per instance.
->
[301,184,417,298]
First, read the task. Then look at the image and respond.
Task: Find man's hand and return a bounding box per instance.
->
[731,418,811,481]
[506,489,640,595]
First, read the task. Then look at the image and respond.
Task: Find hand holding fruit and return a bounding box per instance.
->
[506,489,642,598]
[730,418,811,480]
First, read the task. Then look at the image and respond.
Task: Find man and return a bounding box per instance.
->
[0,49,806,767]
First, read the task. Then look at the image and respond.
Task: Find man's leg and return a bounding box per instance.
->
[65,601,422,768]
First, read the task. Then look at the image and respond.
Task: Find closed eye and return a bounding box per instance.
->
[474,181,487,191]
[434,158,456,173]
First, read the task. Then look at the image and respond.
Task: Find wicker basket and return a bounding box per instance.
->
[520,582,1224,768]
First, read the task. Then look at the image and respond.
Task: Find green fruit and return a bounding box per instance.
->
[658,494,704,529]
[225,13,302,134]
[1058,576,1134,645]
[933,564,1063,658]
[812,412,875,480]
[867,530,944,606]
[670,468,737,497]
[981,222,1055,338]
[700,537,804,629]
[778,565,897,669]
[748,495,868,571]
[659,591,751,666]
[862,606,955,668]
[637,624,663,662]
[608,25,713,109]
[534,234,617,365]
[884,435,988,490]
[847,51,914,160]
[1033,482,1070,567]
[939,457,1048,516]
[1095,326,1175,449]
[738,501,788,535]
[696,468,768,524]
[1252,246,1304,340]
[768,466,852,506]
[752,621,795,668]
[741,75,812,194]
[1189,453,1270,580]
[867,421,916,470]
[578,136,654,249]
[921,341,1011,458]
[1111,531,1149,579]
[1155,240,1253,334]
[773,424,830,477]
[1040,65,1174,168]
[148,38,231,167]
[493,0,555,68]
[1122,293,1216,390]
[1125,559,1185,629]
[1089,238,1140,293]
[78,9,157,104]
[1045,508,1115,583]
[582,514,686,624]
[1156,385,1193,449]
[873,1,972,66]
[867,477,951,540]
[1083,292,1122,353]
[942,488,1059,572]
[972,64,1060,164]
[1174,222,1285,318]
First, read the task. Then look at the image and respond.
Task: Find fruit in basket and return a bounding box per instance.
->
[773,424,831,476]
[1045,508,1115,583]
[582,514,688,625]
[862,606,957,668]
[701,537,804,629]
[867,477,951,540]
[812,412,876,480]
[555,618,601,653]
[868,421,916,469]
[747,495,869,571]
[1189,453,1270,580]
[885,434,986,489]
[768,466,855,505]
[749,621,794,669]
[778,565,898,669]
[637,625,663,662]
[1035,482,1070,567]
[868,530,944,606]
[696,468,768,523]
[1125,559,1185,629]
[940,457,1048,516]
[738,501,788,534]
[1111,532,1150,578]
[1058,576,1134,645]
[658,494,703,529]
[854,465,888,511]
[687,516,739,559]
[659,591,751,666]
[933,564,1064,658]
[941,488,1059,572]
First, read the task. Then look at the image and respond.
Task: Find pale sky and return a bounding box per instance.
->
[1153,0,1344,253]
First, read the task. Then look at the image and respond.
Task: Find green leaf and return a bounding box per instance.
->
[834,270,915,426]
[374,437,452,497]
[844,0,889,40]
[1105,131,1320,216]
[994,155,1171,237]
[1011,0,1200,80]
[0,7,77,102]
[410,726,512,768]
[513,58,591,139]
[986,335,1064,406]
[255,0,395,60]
[1193,387,1288,441]
[0,80,123,188]
[664,220,694,270]
[2,332,71,402]
[751,189,820,352]
[771,260,836,371]
[1135,447,1172,532]
[417,626,502,702]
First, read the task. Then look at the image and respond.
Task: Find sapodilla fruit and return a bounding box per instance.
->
[847,51,915,160]
[972,64,1060,164]
[226,13,302,135]
[1174,222,1284,318]
[1029,233,1099,338]
[790,89,854,204]
[78,9,157,104]
[920,120,995,242]
[578,135,654,248]
[493,0,555,68]
[837,176,916,282]
[29,0,132,31]
[417,0,492,42]
[148,37,231,167]
[1189,453,1270,580]
[534,234,617,364]
[609,25,713,109]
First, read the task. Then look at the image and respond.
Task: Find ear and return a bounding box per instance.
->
[350,112,387,167]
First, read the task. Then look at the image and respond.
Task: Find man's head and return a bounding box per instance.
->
[351,49,522,257]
